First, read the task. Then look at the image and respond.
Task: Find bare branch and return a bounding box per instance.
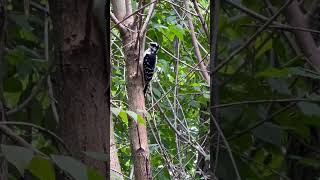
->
[212,0,294,74]
[110,12,127,34]
[111,1,157,30]
[163,0,198,16]
[139,0,157,38]
[241,23,320,34]
[0,121,71,154]
[191,0,209,38]
[183,0,210,84]
[212,98,319,109]
[0,125,44,155]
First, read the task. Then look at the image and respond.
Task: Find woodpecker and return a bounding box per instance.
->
[143,42,160,94]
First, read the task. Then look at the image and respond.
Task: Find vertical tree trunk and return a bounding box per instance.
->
[111,1,152,179]
[210,0,220,179]
[123,31,152,179]
[49,0,110,177]
[0,0,8,179]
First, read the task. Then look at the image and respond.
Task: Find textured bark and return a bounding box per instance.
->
[49,0,109,178]
[111,0,152,179]
[210,0,220,179]
[284,1,320,179]
[123,31,152,180]
[0,0,8,179]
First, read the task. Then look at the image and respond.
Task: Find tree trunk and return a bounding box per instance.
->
[284,1,320,179]
[123,31,152,180]
[49,0,110,177]
[210,0,220,179]
[111,0,152,179]
[0,0,8,179]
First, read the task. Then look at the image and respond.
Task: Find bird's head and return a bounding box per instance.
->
[149,42,160,54]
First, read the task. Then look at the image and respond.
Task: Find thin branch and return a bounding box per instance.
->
[0,121,71,155]
[225,0,314,35]
[110,12,127,34]
[241,24,320,34]
[7,72,48,116]
[211,114,242,180]
[111,1,157,30]
[212,0,294,74]
[139,0,157,38]
[183,0,210,84]
[212,98,319,109]
[0,125,44,156]
[163,0,198,16]
[152,95,207,157]
[147,53,209,111]
[191,0,209,38]
[30,1,49,14]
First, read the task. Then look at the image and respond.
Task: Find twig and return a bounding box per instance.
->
[110,12,127,34]
[0,125,45,156]
[241,24,320,34]
[139,0,157,38]
[213,0,294,74]
[211,98,318,109]
[111,1,157,30]
[163,0,198,16]
[30,1,49,14]
[183,0,210,84]
[225,0,315,35]
[211,114,241,180]
[152,95,207,157]
[0,121,71,154]
[191,0,209,38]
[7,72,49,116]
[147,53,209,111]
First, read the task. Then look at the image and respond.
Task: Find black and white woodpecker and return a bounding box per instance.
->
[143,42,160,94]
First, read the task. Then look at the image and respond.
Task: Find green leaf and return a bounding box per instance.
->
[289,155,320,168]
[83,151,108,162]
[8,13,33,31]
[252,123,284,147]
[298,102,320,117]
[1,144,34,176]
[3,77,23,92]
[27,156,55,180]
[127,111,137,122]
[255,37,272,58]
[257,68,289,78]
[137,114,146,125]
[87,167,104,180]
[267,78,290,95]
[289,67,320,80]
[118,111,128,125]
[51,155,87,180]
[111,107,121,116]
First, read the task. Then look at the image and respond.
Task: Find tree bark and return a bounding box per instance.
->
[111,1,152,179]
[0,0,8,179]
[49,0,110,178]
[284,1,320,179]
[123,31,152,180]
[210,0,220,179]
